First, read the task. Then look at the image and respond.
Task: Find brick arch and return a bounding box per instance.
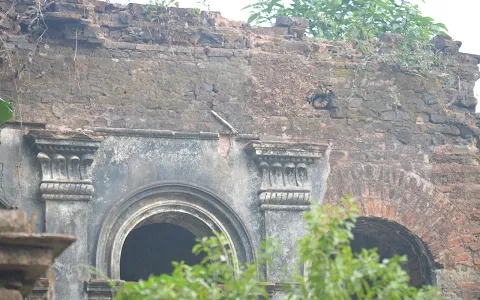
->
[324,164,475,268]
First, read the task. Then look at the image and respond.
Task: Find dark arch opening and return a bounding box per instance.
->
[351,217,436,287]
[120,223,205,282]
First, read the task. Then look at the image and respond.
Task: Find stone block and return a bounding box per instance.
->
[453,112,468,124]
[459,95,477,108]
[206,48,234,58]
[0,289,22,300]
[460,126,475,138]
[460,282,480,292]
[106,41,137,50]
[252,27,289,36]
[380,111,395,121]
[6,35,27,43]
[83,24,103,39]
[434,35,461,53]
[395,110,411,121]
[393,128,412,144]
[119,11,131,24]
[435,124,461,136]
[429,112,447,124]
[423,92,439,105]
[0,211,27,233]
[330,107,349,119]
[282,40,309,53]
[275,16,308,29]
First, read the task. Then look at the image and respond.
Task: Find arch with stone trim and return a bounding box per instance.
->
[95,181,255,279]
[325,164,475,270]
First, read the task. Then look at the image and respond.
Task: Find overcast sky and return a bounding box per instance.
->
[122,0,480,55]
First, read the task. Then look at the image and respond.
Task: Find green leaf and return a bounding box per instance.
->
[435,22,448,31]
[0,98,13,124]
[241,3,254,10]
[247,12,260,24]
[392,23,402,31]
[267,0,282,10]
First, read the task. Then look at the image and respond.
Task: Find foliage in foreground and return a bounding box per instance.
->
[0,97,14,125]
[290,198,441,300]
[116,234,268,300]
[116,197,442,300]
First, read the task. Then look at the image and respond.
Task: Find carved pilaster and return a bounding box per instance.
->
[246,141,329,209]
[246,140,330,283]
[27,131,101,201]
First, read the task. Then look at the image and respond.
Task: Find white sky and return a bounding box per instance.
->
[123,0,480,55]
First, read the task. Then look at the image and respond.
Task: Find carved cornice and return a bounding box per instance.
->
[246,141,328,162]
[245,141,329,209]
[29,133,101,153]
[26,131,102,201]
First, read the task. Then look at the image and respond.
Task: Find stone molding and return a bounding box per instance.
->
[84,279,295,299]
[96,181,255,278]
[245,141,329,209]
[27,131,102,201]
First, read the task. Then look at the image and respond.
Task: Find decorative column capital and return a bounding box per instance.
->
[245,141,329,210]
[26,131,102,201]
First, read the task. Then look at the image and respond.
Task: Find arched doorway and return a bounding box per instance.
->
[96,182,254,279]
[120,223,206,281]
[351,217,436,287]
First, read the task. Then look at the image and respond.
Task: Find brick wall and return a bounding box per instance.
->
[0,0,479,298]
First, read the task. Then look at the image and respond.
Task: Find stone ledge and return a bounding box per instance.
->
[85,126,221,139]
[261,204,311,211]
[26,131,102,153]
[84,279,300,298]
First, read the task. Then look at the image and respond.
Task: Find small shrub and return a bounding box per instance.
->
[243,0,446,42]
[243,0,449,74]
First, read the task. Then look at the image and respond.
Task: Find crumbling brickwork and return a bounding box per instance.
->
[0,0,479,299]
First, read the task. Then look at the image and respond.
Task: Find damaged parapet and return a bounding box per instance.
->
[0,210,75,299]
[246,141,329,210]
[275,16,309,38]
[26,131,102,201]
[0,0,311,51]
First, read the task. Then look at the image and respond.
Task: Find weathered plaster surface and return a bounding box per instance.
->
[0,0,479,299]
[0,129,43,230]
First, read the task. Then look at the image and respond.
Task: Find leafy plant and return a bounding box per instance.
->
[143,0,179,22]
[116,233,269,300]
[115,196,442,299]
[380,37,447,74]
[243,0,447,42]
[0,97,14,124]
[243,1,450,74]
[290,197,442,300]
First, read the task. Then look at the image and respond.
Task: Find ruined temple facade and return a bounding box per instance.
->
[0,0,479,299]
